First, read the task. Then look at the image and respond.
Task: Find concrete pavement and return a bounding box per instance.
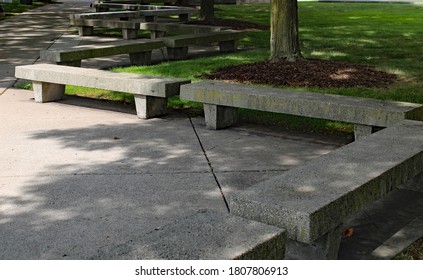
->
[1,0,423,259]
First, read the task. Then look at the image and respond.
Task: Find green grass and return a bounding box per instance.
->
[0,0,46,20]
[394,237,423,260]
[64,2,423,134]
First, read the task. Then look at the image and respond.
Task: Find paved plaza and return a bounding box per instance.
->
[1,0,422,259]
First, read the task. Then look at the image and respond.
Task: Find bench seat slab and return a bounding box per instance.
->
[41,39,164,66]
[231,120,423,244]
[180,81,423,130]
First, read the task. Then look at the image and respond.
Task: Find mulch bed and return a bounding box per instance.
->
[200,59,398,88]
[192,18,397,88]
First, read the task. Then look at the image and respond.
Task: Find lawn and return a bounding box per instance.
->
[0,0,46,20]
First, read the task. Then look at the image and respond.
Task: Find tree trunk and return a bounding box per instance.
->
[200,0,215,21]
[270,0,302,62]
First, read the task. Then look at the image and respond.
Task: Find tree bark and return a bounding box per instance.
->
[270,0,302,62]
[200,0,215,21]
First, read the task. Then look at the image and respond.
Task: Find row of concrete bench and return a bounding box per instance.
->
[48,8,245,64]
[14,64,423,259]
[68,8,197,43]
[70,18,225,40]
[41,29,245,65]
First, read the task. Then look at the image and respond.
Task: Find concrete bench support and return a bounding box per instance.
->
[33,81,65,103]
[230,120,423,259]
[78,26,94,36]
[15,64,190,119]
[204,104,238,130]
[134,95,167,119]
[180,81,423,140]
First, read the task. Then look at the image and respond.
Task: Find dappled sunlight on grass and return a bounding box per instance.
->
[309,50,348,58]
[112,50,268,81]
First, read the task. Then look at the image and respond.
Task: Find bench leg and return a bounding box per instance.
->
[145,15,157,22]
[129,51,152,66]
[179,13,189,22]
[32,81,65,103]
[285,224,343,260]
[354,124,373,141]
[219,40,237,53]
[167,47,188,61]
[78,26,94,36]
[204,104,238,130]
[122,29,138,40]
[150,31,166,39]
[134,95,167,119]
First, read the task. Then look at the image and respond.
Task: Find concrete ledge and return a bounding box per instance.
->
[162,30,246,60]
[70,19,141,29]
[70,11,141,20]
[15,64,190,118]
[40,39,165,66]
[231,120,423,245]
[162,30,246,48]
[180,81,423,138]
[94,209,286,260]
[70,19,141,39]
[139,22,225,39]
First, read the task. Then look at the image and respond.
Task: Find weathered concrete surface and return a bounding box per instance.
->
[40,39,164,64]
[15,64,190,98]
[2,0,423,260]
[93,210,286,260]
[162,30,246,48]
[231,120,423,243]
[180,81,423,128]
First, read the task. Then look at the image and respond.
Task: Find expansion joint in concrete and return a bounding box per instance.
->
[188,115,230,212]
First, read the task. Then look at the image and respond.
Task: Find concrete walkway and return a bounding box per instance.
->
[0,0,422,260]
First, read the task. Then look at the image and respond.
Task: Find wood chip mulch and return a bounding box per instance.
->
[200,60,398,88]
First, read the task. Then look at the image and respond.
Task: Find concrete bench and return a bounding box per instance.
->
[93,4,195,22]
[95,209,286,259]
[138,7,195,22]
[161,30,247,60]
[98,0,176,8]
[138,22,224,39]
[230,120,423,259]
[15,64,190,119]
[70,18,142,39]
[40,39,165,67]
[71,11,141,21]
[180,81,423,140]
